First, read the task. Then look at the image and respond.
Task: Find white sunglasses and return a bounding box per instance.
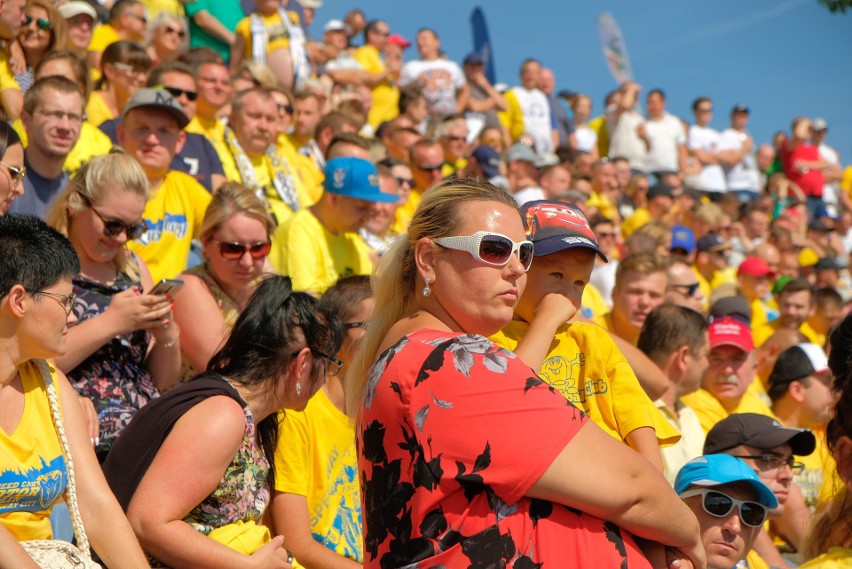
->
[433,231,534,271]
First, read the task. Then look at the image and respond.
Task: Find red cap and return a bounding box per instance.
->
[737,257,775,278]
[709,317,754,352]
[387,34,411,48]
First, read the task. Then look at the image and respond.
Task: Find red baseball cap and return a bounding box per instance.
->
[708,316,754,352]
[387,34,411,48]
[737,257,775,278]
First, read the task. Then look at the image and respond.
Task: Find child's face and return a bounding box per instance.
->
[515,248,597,323]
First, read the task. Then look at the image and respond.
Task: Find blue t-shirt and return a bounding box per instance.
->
[9,156,70,219]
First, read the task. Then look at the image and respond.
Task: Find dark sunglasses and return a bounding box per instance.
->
[24,15,51,31]
[277,103,294,114]
[163,25,186,38]
[668,282,700,297]
[212,239,271,260]
[91,207,148,240]
[164,86,197,101]
[416,163,443,172]
[679,489,767,527]
[395,177,414,188]
[434,231,534,271]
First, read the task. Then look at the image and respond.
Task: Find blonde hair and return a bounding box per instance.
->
[199,182,275,243]
[46,151,149,275]
[345,177,519,417]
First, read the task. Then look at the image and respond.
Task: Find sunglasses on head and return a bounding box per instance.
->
[434,231,534,271]
[164,86,197,101]
[679,488,767,527]
[212,239,271,260]
[24,15,51,31]
[90,207,148,240]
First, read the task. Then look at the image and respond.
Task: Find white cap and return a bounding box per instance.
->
[59,1,98,20]
[296,0,323,8]
[813,117,828,131]
[323,19,346,33]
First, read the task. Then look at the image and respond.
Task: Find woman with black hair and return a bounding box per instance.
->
[102,275,343,569]
[0,122,25,214]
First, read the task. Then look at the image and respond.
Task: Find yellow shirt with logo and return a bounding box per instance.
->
[681,386,777,434]
[352,44,398,129]
[270,207,374,295]
[492,320,680,447]
[12,119,113,175]
[128,171,211,283]
[580,282,609,320]
[273,390,362,563]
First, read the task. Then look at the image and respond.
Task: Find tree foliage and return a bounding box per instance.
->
[819,0,851,13]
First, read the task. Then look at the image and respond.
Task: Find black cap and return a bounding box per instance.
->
[768,343,830,394]
[732,104,750,114]
[704,413,816,456]
[647,183,673,200]
[709,296,752,324]
[814,257,841,272]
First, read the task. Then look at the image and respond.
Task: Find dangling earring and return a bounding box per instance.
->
[295,382,302,396]
[422,276,431,297]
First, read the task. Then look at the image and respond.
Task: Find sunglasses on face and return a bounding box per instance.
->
[277,102,294,114]
[211,239,271,260]
[91,207,148,240]
[163,25,186,38]
[164,86,197,101]
[0,162,26,185]
[679,488,767,527]
[24,15,51,31]
[395,177,414,188]
[434,231,534,271]
[668,282,700,297]
[416,163,443,172]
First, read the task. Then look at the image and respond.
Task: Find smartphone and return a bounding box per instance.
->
[148,278,185,296]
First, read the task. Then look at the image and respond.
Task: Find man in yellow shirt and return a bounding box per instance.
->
[753,279,818,347]
[119,88,211,282]
[805,288,844,349]
[186,56,230,158]
[270,157,399,295]
[88,0,148,72]
[692,233,736,303]
[352,20,398,130]
[621,183,674,238]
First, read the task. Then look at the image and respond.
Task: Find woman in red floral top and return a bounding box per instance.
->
[347,178,706,569]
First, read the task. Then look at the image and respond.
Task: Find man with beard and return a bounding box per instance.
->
[10,77,83,217]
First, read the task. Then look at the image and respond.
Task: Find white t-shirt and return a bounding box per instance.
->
[644,112,685,173]
[688,124,727,192]
[399,58,465,117]
[819,142,840,208]
[607,107,647,172]
[718,128,759,191]
[507,86,553,154]
[575,125,598,154]
[512,186,545,206]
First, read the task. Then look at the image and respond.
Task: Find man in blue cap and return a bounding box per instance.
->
[676,454,778,569]
[270,156,399,295]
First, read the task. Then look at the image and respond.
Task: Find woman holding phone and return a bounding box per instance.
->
[172,183,275,377]
[46,151,181,459]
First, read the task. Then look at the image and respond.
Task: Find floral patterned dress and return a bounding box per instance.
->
[68,269,158,459]
[358,329,653,569]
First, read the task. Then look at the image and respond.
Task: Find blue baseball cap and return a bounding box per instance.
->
[671,225,696,254]
[675,454,778,509]
[471,145,502,179]
[323,157,400,203]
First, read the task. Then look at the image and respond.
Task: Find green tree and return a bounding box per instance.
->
[819,0,852,13]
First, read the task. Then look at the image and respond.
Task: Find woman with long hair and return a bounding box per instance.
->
[0,214,151,568]
[102,276,342,568]
[347,177,705,568]
[14,0,67,92]
[46,151,180,460]
[0,122,25,214]
[172,183,275,377]
[86,41,151,127]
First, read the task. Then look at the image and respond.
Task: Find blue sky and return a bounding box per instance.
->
[314,0,851,162]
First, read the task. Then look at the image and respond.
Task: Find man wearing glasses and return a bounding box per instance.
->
[675,454,778,569]
[705,413,817,569]
[10,77,83,218]
[88,0,148,72]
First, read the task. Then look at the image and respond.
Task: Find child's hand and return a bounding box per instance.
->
[533,293,578,327]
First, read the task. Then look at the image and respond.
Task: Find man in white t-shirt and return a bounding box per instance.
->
[687,97,727,195]
[499,58,558,155]
[644,89,686,177]
[718,104,760,202]
[606,81,649,172]
[398,28,468,118]
[812,117,842,217]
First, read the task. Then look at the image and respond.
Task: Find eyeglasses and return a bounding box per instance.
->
[668,282,700,297]
[596,231,617,239]
[732,454,805,475]
[343,321,368,329]
[164,86,197,101]
[313,349,343,376]
[36,109,85,124]
[679,488,767,527]
[0,162,26,185]
[211,239,271,260]
[163,25,185,38]
[111,62,148,76]
[24,15,51,31]
[276,102,294,114]
[434,231,534,271]
[90,207,148,240]
[34,291,77,317]
[395,177,414,188]
[416,163,443,172]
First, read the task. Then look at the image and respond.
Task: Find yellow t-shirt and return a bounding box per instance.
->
[12,119,113,175]
[799,548,852,569]
[88,23,121,54]
[681,385,777,434]
[140,0,184,17]
[800,320,825,348]
[655,399,706,486]
[746,550,771,569]
[352,45,398,129]
[621,207,651,238]
[187,116,227,147]
[794,425,836,510]
[753,319,823,349]
[492,320,680,447]
[580,282,609,320]
[390,187,422,236]
[586,190,619,222]
[441,157,468,178]
[270,207,374,295]
[234,11,299,59]
[841,166,852,196]
[85,91,115,127]
[127,171,211,282]
[0,361,66,541]
[277,138,322,206]
[0,46,21,94]
[588,114,609,158]
[273,390,362,562]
